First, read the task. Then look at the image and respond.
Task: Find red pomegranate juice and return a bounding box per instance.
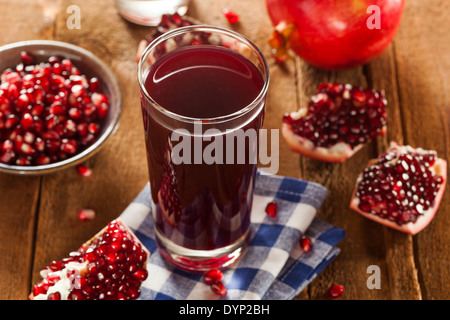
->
[141,46,265,254]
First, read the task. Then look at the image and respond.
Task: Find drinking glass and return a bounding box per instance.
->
[138,25,269,272]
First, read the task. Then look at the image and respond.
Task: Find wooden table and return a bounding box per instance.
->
[0,0,448,300]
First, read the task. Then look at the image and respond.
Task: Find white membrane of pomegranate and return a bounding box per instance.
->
[282,122,361,162]
[33,261,88,300]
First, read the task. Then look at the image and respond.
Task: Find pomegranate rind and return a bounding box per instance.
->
[281,122,364,163]
[29,218,150,300]
[350,157,447,235]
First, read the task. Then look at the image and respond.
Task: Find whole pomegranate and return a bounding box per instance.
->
[266,0,405,69]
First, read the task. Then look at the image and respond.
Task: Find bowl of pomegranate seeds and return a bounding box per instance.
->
[0,40,121,175]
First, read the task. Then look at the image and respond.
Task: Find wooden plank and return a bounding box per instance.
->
[0,0,58,299]
[366,43,422,299]
[391,0,450,300]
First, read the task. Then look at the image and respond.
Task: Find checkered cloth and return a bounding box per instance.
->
[120,171,345,300]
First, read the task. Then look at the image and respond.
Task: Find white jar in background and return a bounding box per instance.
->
[115,0,190,26]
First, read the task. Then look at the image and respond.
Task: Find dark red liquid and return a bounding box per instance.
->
[145,46,263,118]
[141,46,265,251]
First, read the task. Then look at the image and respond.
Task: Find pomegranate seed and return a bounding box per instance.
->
[76,164,93,177]
[89,77,100,92]
[7,83,19,100]
[16,94,30,111]
[91,92,107,107]
[71,84,85,98]
[20,143,35,155]
[47,292,61,300]
[327,284,344,299]
[203,269,223,285]
[127,285,140,299]
[265,201,278,218]
[132,268,148,281]
[61,59,73,73]
[211,281,227,296]
[299,236,312,253]
[223,9,240,24]
[88,123,100,135]
[78,209,96,221]
[61,140,77,154]
[68,107,82,120]
[33,283,49,296]
[5,116,18,129]
[97,103,108,119]
[35,155,51,165]
[20,113,34,129]
[20,51,35,65]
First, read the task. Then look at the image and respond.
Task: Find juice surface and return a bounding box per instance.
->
[145,45,264,118]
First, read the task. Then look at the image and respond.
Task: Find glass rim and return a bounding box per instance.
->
[137,25,270,125]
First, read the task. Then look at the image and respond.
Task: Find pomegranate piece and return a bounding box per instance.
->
[265,201,278,218]
[30,219,149,300]
[282,83,387,162]
[327,284,344,299]
[223,9,240,24]
[350,143,447,235]
[0,52,109,167]
[203,269,223,285]
[266,0,404,69]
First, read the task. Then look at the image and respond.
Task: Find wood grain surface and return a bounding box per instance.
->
[0,0,448,300]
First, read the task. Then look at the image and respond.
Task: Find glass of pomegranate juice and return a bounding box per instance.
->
[138,25,269,272]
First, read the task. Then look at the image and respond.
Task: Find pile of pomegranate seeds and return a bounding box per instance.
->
[327,284,344,299]
[203,269,227,297]
[0,52,108,166]
[283,83,387,149]
[31,220,149,300]
[355,145,444,226]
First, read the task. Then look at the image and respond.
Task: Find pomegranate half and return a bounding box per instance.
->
[282,83,387,162]
[350,143,447,235]
[266,0,405,69]
[30,219,150,300]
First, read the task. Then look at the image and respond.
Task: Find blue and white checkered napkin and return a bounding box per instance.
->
[120,171,345,300]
